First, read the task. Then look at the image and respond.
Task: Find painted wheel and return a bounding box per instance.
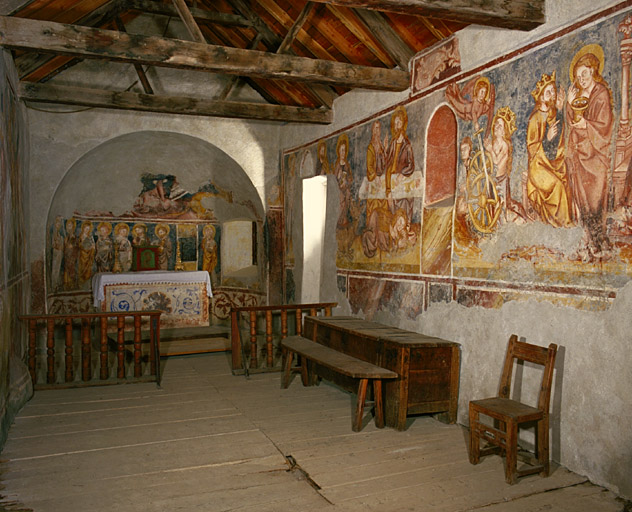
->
[466,150,501,233]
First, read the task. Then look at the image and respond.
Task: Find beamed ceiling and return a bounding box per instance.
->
[0,0,545,124]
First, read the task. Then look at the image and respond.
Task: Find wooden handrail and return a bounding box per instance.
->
[230,302,337,373]
[20,310,162,388]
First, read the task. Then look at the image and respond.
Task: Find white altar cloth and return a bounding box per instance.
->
[92,271,212,308]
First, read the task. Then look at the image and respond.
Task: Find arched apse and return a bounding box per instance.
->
[45,130,265,318]
[422,105,457,276]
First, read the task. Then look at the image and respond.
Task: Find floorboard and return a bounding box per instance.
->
[0,352,627,512]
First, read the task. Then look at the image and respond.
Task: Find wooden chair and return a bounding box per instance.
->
[469,334,558,484]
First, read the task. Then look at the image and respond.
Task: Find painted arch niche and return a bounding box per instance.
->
[422,105,457,276]
[46,131,264,314]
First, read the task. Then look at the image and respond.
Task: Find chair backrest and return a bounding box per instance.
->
[498,334,558,413]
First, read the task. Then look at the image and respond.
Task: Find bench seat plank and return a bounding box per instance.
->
[282,336,397,380]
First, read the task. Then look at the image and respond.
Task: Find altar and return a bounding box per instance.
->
[92,271,212,327]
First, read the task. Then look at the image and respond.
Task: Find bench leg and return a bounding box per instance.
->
[353,378,369,432]
[300,356,310,386]
[373,379,385,428]
[281,349,294,389]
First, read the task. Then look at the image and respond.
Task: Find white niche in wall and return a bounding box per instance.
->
[221,219,256,279]
[301,175,327,303]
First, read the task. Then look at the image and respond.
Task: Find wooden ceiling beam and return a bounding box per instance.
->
[114,16,154,94]
[308,0,545,31]
[126,0,253,28]
[172,0,206,43]
[0,16,409,90]
[353,8,413,69]
[18,81,333,124]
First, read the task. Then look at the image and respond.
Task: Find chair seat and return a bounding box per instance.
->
[471,397,544,423]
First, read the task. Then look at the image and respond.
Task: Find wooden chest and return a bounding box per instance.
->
[303,316,460,430]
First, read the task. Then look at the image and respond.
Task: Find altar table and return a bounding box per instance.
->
[92,271,212,327]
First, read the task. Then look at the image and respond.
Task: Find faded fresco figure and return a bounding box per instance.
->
[316,139,331,176]
[78,221,95,286]
[113,223,132,272]
[284,153,297,260]
[201,224,218,285]
[446,76,496,137]
[50,216,64,291]
[390,208,417,252]
[566,44,614,260]
[526,71,572,227]
[132,223,149,247]
[334,133,354,259]
[455,136,473,220]
[484,106,525,222]
[63,218,78,290]
[362,120,390,258]
[152,223,172,270]
[132,173,191,217]
[95,222,114,273]
[385,106,415,222]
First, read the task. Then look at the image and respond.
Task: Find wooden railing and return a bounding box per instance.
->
[230,303,337,374]
[20,311,162,389]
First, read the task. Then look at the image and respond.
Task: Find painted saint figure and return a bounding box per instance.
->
[153,223,172,270]
[334,133,354,259]
[63,218,78,290]
[565,44,614,260]
[526,71,572,227]
[95,222,114,272]
[201,224,218,285]
[132,223,148,247]
[78,221,95,286]
[113,223,132,272]
[385,106,415,222]
[316,139,331,176]
[445,76,495,137]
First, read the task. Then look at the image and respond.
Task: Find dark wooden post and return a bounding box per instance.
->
[117,316,125,378]
[99,316,108,380]
[27,319,37,383]
[249,310,257,369]
[265,310,273,367]
[46,318,55,384]
[65,318,74,382]
[230,310,241,371]
[133,314,142,377]
[150,312,161,385]
[81,317,91,381]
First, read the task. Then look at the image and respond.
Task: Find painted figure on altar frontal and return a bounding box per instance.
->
[78,221,95,286]
[527,71,572,227]
[63,218,78,290]
[113,222,132,272]
[566,44,614,260]
[95,221,113,272]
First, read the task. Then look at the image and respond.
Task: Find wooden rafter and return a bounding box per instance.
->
[353,8,413,69]
[127,0,253,28]
[18,81,333,124]
[1,17,408,90]
[308,0,546,31]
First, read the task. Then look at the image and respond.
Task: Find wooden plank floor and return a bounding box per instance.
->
[0,353,626,512]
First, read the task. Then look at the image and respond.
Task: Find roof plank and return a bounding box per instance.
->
[0,16,409,90]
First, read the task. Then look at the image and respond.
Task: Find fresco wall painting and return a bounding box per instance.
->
[46,172,263,322]
[282,5,632,317]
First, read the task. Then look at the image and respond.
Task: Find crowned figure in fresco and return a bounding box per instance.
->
[113,222,132,272]
[445,75,495,138]
[526,71,572,228]
[565,44,614,261]
[95,221,114,272]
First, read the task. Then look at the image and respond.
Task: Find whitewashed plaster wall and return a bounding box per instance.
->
[279,0,632,501]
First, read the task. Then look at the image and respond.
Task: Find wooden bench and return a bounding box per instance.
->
[281,335,398,432]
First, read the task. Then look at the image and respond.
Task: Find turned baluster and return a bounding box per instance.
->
[133,314,142,377]
[65,318,74,382]
[46,318,55,384]
[295,308,302,336]
[265,310,273,367]
[249,310,257,369]
[310,307,317,316]
[230,310,242,370]
[81,318,91,381]
[281,310,288,339]
[117,316,125,378]
[27,319,36,383]
[325,306,332,316]
[100,317,108,380]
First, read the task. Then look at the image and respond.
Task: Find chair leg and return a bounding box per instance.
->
[353,378,369,432]
[469,405,481,465]
[373,379,384,428]
[281,350,294,389]
[504,420,518,485]
[538,417,550,477]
